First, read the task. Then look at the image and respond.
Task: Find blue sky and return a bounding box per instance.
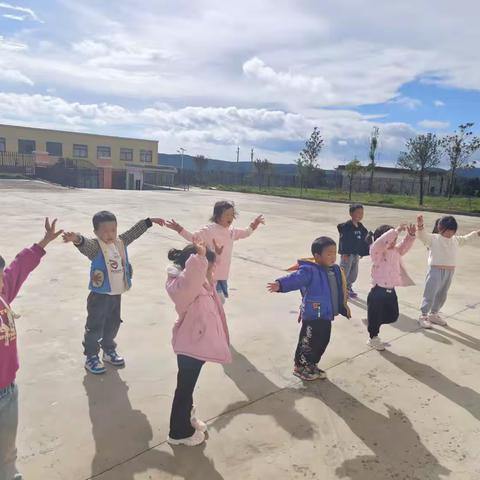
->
[1,0,479,167]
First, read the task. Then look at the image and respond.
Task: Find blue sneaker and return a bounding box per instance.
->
[85,355,106,374]
[103,350,125,367]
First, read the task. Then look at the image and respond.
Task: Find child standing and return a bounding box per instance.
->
[63,212,164,374]
[166,200,264,302]
[337,203,371,298]
[267,237,350,381]
[1,218,62,480]
[366,224,416,350]
[166,242,231,446]
[417,215,480,328]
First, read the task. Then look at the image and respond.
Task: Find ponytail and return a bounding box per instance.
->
[168,244,216,269]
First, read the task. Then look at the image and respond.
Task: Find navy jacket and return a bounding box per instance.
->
[337,221,371,256]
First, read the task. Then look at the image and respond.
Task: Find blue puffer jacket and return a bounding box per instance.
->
[277,259,350,322]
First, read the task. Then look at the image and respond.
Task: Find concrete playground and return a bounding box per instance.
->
[1,179,480,480]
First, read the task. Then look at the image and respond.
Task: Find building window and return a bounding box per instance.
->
[120,148,133,162]
[140,149,152,163]
[0,137,5,152]
[18,139,36,154]
[46,141,63,156]
[73,144,88,158]
[97,146,111,159]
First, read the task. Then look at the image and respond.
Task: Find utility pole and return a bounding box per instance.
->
[177,147,186,191]
[250,147,254,163]
[236,146,240,163]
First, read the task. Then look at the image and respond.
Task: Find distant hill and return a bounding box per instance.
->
[457,168,480,179]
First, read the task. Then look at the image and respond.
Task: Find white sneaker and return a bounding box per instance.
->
[191,407,207,432]
[418,315,433,329]
[368,336,386,351]
[428,313,447,326]
[167,429,205,446]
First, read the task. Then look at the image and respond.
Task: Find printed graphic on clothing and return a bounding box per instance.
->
[104,243,125,294]
[0,299,19,347]
[92,270,105,288]
[297,325,313,366]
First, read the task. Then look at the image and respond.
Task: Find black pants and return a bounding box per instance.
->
[294,320,332,368]
[169,355,205,440]
[83,292,122,357]
[367,285,399,338]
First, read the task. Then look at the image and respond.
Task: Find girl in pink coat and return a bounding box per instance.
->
[165,241,231,447]
[366,223,416,351]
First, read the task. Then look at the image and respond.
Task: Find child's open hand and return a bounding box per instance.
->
[212,238,224,255]
[417,214,424,228]
[194,241,207,257]
[267,281,280,293]
[396,224,407,233]
[62,231,80,244]
[165,219,183,233]
[407,224,416,236]
[38,218,63,249]
[250,215,265,231]
[151,218,166,226]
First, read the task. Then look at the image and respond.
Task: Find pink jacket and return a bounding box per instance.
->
[180,223,253,281]
[370,229,415,289]
[0,244,45,389]
[166,254,231,364]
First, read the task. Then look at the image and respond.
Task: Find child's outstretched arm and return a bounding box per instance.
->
[2,218,62,304]
[370,227,400,257]
[457,229,480,246]
[416,214,432,247]
[119,218,164,247]
[63,232,99,260]
[165,219,197,242]
[233,215,265,241]
[267,266,311,294]
[397,224,416,256]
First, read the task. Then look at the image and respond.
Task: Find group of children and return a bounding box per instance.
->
[1,200,479,475]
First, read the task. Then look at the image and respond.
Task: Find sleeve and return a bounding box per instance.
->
[232,226,254,241]
[370,229,398,257]
[179,228,196,242]
[75,236,100,260]
[277,266,312,293]
[337,223,345,234]
[457,231,480,246]
[417,228,432,248]
[166,255,208,312]
[396,233,416,256]
[2,244,46,304]
[119,218,152,247]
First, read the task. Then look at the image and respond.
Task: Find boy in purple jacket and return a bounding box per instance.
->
[0,218,62,480]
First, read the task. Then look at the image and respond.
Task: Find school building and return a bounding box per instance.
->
[0,123,177,189]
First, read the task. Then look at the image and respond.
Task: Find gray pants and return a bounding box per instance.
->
[0,384,19,480]
[421,267,454,315]
[340,254,360,290]
[84,292,122,357]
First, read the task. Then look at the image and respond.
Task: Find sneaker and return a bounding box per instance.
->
[418,315,433,329]
[313,366,328,380]
[167,429,205,446]
[368,336,386,351]
[428,313,448,326]
[348,289,358,299]
[85,355,106,375]
[293,365,317,381]
[191,407,207,432]
[103,350,125,367]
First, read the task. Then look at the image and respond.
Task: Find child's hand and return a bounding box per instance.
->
[62,231,80,244]
[38,218,63,249]
[165,219,183,233]
[417,214,424,229]
[151,218,166,226]
[407,224,416,236]
[250,215,265,231]
[267,281,280,293]
[396,224,407,233]
[212,238,224,255]
[194,241,207,257]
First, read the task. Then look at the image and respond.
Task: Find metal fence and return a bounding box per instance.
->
[0,151,35,175]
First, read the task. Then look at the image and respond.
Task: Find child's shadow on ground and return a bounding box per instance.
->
[287,380,451,480]
[211,346,316,439]
[83,369,224,480]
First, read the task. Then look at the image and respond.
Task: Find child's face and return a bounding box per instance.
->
[314,245,337,267]
[440,229,456,239]
[0,269,4,292]
[95,221,118,244]
[218,208,235,228]
[350,208,364,223]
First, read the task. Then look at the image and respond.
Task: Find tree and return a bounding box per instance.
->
[296,126,324,195]
[253,158,273,190]
[344,157,364,201]
[367,126,380,193]
[397,133,441,206]
[441,123,480,199]
[193,155,209,185]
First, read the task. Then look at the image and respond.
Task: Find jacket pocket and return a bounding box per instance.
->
[303,299,323,320]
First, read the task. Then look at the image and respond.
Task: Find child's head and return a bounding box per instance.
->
[93,211,117,244]
[349,203,364,223]
[0,255,5,292]
[374,224,396,248]
[311,237,337,267]
[168,244,216,272]
[210,200,237,228]
[434,215,458,238]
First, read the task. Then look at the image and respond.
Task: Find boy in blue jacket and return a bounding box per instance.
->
[268,237,350,381]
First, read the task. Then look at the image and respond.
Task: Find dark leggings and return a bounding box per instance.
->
[294,320,332,368]
[367,286,399,338]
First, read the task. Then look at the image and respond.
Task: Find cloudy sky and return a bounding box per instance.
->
[0,0,479,167]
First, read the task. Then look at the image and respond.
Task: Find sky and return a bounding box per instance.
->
[0,0,479,167]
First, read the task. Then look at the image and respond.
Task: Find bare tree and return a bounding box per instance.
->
[441,123,480,199]
[397,133,441,205]
[253,158,273,190]
[367,126,380,193]
[344,157,364,201]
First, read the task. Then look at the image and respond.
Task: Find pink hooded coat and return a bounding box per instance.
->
[166,254,231,364]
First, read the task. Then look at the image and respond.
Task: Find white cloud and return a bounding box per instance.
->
[389,96,422,110]
[2,13,26,20]
[0,69,33,85]
[434,100,445,107]
[418,120,450,130]
[0,2,42,22]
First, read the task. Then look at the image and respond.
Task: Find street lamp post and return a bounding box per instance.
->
[177,147,186,191]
